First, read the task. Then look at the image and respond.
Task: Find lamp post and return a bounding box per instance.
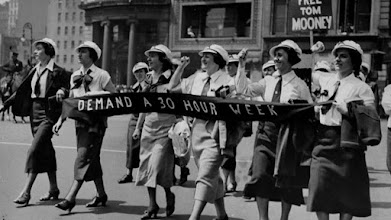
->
[21,22,33,60]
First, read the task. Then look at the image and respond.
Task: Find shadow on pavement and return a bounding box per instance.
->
[164,215,244,220]
[370,182,391,188]
[371,201,391,209]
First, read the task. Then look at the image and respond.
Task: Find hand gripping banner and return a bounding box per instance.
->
[59,92,324,124]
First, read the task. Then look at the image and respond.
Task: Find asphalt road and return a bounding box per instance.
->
[0,115,391,220]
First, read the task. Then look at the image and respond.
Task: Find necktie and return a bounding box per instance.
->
[201,76,211,96]
[72,69,93,92]
[34,68,48,97]
[321,81,340,114]
[271,76,282,102]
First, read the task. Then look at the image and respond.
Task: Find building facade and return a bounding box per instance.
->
[77,0,391,88]
[80,0,171,85]
[47,0,88,72]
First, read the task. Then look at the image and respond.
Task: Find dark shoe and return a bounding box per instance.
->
[40,189,60,201]
[55,200,76,213]
[177,167,189,186]
[13,192,30,206]
[213,214,229,220]
[166,192,175,217]
[226,182,237,193]
[141,205,159,219]
[85,194,108,207]
[118,174,133,184]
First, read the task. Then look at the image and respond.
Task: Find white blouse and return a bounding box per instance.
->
[318,73,374,126]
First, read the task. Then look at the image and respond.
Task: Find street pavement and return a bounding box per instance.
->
[0,115,391,220]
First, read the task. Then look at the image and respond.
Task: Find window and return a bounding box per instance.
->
[72,26,75,35]
[63,55,67,63]
[79,26,83,35]
[65,26,68,35]
[57,41,60,49]
[80,12,84,21]
[181,3,252,38]
[65,0,69,8]
[79,40,82,45]
[58,13,61,22]
[71,40,75,49]
[57,27,61,35]
[65,12,68,21]
[272,0,286,34]
[64,40,67,49]
[72,12,76,21]
[71,54,74,63]
[338,0,371,33]
[73,0,76,7]
[56,55,60,63]
[58,0,62,8]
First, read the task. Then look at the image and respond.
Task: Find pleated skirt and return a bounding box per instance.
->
[25,99,56,173]
[307,125,371,217]
[74,126,106,181]
[243,121,304,205]
[191,119,225,203]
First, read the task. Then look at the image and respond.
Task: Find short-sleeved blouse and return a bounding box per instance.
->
[318,73,374,126]
[70,64,111,98]
[181,69,234,96]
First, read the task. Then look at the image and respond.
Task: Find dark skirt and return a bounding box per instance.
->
[74,126,106,181]
[243,121,304,206]
[126,114,140,169]
[307,125,371,217]
[25,99,56,173]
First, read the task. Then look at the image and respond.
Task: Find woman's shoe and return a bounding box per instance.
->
[213,214,229,220]
[85,194,108,207]
[40,189,60,201]
[166,192,175,217]
[177,167,190,186]
[141,205,159,219]
[55,200,76,213]
[13,192,31,206]
[226,182,237,193]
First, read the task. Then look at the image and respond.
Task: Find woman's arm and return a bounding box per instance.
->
[167,56,190,93]
[104,80,117,93]
[133,112,146,139]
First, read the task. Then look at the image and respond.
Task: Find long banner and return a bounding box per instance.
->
[60,92,324,124]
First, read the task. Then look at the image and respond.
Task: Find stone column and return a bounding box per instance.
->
[127,20,136,86]
[101,20,112,71]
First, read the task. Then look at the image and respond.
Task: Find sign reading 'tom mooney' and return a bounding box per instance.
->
[291,0,332,31]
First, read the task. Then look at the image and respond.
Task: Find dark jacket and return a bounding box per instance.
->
[341,101,381,149]
[3,63,71,121]
[2,59,23,75]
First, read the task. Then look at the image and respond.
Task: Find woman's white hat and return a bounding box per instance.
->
[144,44,172,60]
[228,54,239,63]
[269,39,302,57]
[314,60,331,72]
[361,62,370,71]
[76,41,102,59]
[332,40,363,56]
[262,60,275,71]
[199,44,229,63]
[132,62,149,73]
[33,38,57,54]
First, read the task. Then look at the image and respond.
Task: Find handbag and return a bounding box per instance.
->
[168,120,191,167]
[349,101,382,146]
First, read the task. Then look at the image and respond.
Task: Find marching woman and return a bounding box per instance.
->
[307,41,374,220]
[53,41,116,213]
[135,44,176,219]
[117,62,149,184]
[235,40,312,220]
[3,38,71,206]
[168,44,234,220]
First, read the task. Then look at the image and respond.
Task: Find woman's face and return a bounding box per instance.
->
[134,69,147,82]
[273,48,291,73]
[34,43,50,62]
[201,53,218,73]
[263,66,276,76]
[227,62,238,77]
[334,49,353,75]
[77,48,93,66]
[147,52,163,71]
